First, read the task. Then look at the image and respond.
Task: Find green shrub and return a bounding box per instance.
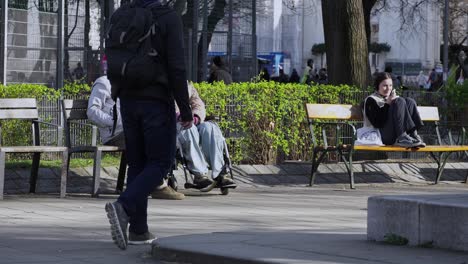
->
[445,66,468,111]
[0,83,89,148]
[1,81,362,164]
[195,81,360,164]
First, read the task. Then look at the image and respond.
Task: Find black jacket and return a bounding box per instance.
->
[364,97,390,128]
[118,2,192,122]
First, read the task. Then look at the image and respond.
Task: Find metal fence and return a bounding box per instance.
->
[0,0,257,87]
[27,90,468,163]
[0,0,95,87]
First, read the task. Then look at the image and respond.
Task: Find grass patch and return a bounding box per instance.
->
[383,233,409,246]
[6,154,122,169]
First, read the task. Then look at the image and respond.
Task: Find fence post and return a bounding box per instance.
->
[227,0,233,74]
[1,0,7,85]
[191,0,199,82]
[57,0,65,90]
[251,0,257,78]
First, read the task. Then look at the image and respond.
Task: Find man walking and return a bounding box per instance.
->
[87,75,185,200]
[104,0,192,249]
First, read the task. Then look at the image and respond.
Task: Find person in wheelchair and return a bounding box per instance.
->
[175,82,236,192]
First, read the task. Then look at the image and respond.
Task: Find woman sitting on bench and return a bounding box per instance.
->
[363,72,426,148]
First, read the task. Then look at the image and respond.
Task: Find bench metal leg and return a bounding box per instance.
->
[30,152,40,193]
[309,150,327,186]
[60,150,68,198]
[430,152,453,184]
[116,151,126,193]
[0,151,5,200]
[339,149,355,189]
[92,150,102,197]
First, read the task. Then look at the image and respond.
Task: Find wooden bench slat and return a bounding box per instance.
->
[417,106,440,121]
[0,146,67,153]
[63,99,88,120]
[305,104,362,120]
[0,98,37,109]
[63,99,88,110]
[65,109,88,120]
[305,103,440,122]
[0,109,39,119]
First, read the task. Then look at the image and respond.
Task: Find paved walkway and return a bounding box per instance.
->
[1,162,468,263]
[4,161,468,195]
[2,185,468,263]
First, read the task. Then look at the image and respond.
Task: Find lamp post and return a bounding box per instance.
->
[443,0,449,82]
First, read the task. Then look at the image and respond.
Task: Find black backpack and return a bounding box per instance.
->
[105,2,171,97]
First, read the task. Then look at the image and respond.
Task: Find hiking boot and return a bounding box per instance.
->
[151,186,185,200]
[129,231,156,245]
[193,175,213,189]
[409,131,426,147]
[105,201,129,250]
[394,134,422,148]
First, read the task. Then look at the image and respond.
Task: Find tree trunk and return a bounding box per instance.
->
[363,0,377,83]
[196,0,226,81]
[322,0,369,89]
[362,0,376,45]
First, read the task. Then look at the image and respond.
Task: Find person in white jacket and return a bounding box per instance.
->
[87,75,184,200]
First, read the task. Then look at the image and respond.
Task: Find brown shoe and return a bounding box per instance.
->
[151,186,185,200]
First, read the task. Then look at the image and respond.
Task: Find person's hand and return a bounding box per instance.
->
[386,90,398,104]
[179,120,193,130]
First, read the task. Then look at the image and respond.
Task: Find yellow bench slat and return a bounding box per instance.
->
[353,145,468,152]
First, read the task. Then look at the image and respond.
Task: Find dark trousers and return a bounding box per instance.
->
[118,98,176,234]
[380,97,424,145]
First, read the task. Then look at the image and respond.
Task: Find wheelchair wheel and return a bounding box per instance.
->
[220,188,229,195]
[168,174,178,191]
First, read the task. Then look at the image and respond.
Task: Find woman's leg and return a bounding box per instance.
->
[404,97,424,132]
[380,97,418,145]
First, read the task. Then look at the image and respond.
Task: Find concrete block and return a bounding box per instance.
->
[367,196,420,246]
[419,199,468,251]
[368,194,468,252]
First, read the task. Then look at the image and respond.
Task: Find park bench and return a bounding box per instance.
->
[62,99,126,197]
[0,98,68,199]
[305,103,468,189]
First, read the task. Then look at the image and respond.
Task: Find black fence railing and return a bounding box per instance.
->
[18,91,467,163]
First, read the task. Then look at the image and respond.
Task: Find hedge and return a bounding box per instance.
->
[0,81,362,164]
[195,81,361,164]
[0,82,90,147]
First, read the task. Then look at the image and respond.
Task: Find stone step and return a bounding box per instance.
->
[367,194,468,252]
